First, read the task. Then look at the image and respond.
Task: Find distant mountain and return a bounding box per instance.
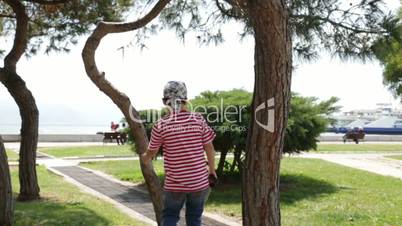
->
[0,101,123,126]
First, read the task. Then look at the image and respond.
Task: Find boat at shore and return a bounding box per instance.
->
[330,103,402,135]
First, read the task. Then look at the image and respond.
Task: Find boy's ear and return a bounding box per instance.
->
[162,98,168,105]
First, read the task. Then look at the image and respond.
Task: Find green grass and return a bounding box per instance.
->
[42,143,402,159]
[313,143,402,153]
[6,150,18,161]
[10,166,148,226]
[281,158,402,225]
[39,145,135,158]
[82,158,402,225]
[81,159,165,183]
[385,155,402,160]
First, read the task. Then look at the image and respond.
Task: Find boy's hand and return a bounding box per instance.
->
[208,171,218,187]
[209,169,217,179]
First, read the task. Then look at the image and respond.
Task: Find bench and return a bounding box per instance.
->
[102,132,127,145]
[343,130,365,144]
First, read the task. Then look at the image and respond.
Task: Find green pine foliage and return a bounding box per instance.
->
[0,0,134,56]
[125,89,340,173]
[125,0,398,61]
[285,94,340,153]
[373,4,402,96]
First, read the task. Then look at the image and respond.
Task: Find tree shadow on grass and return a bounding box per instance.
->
[280,174,344,204]
[13,195,111,226]
[206,173,344,206]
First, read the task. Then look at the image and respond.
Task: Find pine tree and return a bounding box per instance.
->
[0,0,133,201]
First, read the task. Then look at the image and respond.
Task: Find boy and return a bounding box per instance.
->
[141,81,217,226]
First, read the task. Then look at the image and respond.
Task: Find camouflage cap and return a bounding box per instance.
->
[163,81,187,112]
[163,81,187,100]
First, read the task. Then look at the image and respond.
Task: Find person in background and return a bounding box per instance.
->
[110,121,119,132]
[141,81,217,226]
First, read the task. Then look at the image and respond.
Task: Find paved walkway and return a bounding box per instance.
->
[4,142,107,150]
[299,153,402,180]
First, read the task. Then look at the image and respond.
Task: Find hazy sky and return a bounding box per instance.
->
[0,1,401,126]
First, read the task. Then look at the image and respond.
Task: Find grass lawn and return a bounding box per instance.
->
[10,166,147,226]
[39,145,135,158]
[81,159,165,183]
[6,150,18,161]
[82,158,402,225]
[385,155,402,160]
[313,143,402,153]
[41,143,402,159]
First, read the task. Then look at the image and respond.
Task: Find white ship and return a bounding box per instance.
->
[331,103,402,134]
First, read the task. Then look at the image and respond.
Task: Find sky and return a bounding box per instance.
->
[0,0,401,128]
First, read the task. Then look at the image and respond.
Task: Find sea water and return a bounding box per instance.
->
[0,124,110,134]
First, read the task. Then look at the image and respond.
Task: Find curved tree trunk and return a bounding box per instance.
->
[0,0,40,202]
[0,135,14,226]
[0,69,40,201]
[242,0,292,225]
[81,0,171,224]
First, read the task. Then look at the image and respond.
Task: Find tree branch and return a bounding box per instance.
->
[82,0,172,81]
[0,13,15,18]
[21,0,68,5]
[215,0,238,19]
[291,14,387,34]
[214,0,246,19]
[81,0,171,224]
[3,0,28,72]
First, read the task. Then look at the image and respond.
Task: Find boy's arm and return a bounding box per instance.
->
[204,142,217,178]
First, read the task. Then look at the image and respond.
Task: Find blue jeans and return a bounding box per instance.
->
[162,187,210,226]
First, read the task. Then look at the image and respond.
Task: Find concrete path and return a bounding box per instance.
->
[299,153,402,180]
[4,142,107,150]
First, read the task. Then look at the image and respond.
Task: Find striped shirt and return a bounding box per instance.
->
[148,110,216,192]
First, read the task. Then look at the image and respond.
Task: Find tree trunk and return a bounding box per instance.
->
[242,0,292,225]
[216,149,229,177]
[81,2,172,223]
[0,0,40,202]
[0,68,40,201]
[0,135,14,226]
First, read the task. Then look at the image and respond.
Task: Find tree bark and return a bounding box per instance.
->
[242,0,292,225]
[0,69,40,201]
[0,135,14,226]
[81,0,171,224]
[0,0,40,201]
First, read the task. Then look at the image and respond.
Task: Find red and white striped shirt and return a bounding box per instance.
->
[148,111,215,192]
